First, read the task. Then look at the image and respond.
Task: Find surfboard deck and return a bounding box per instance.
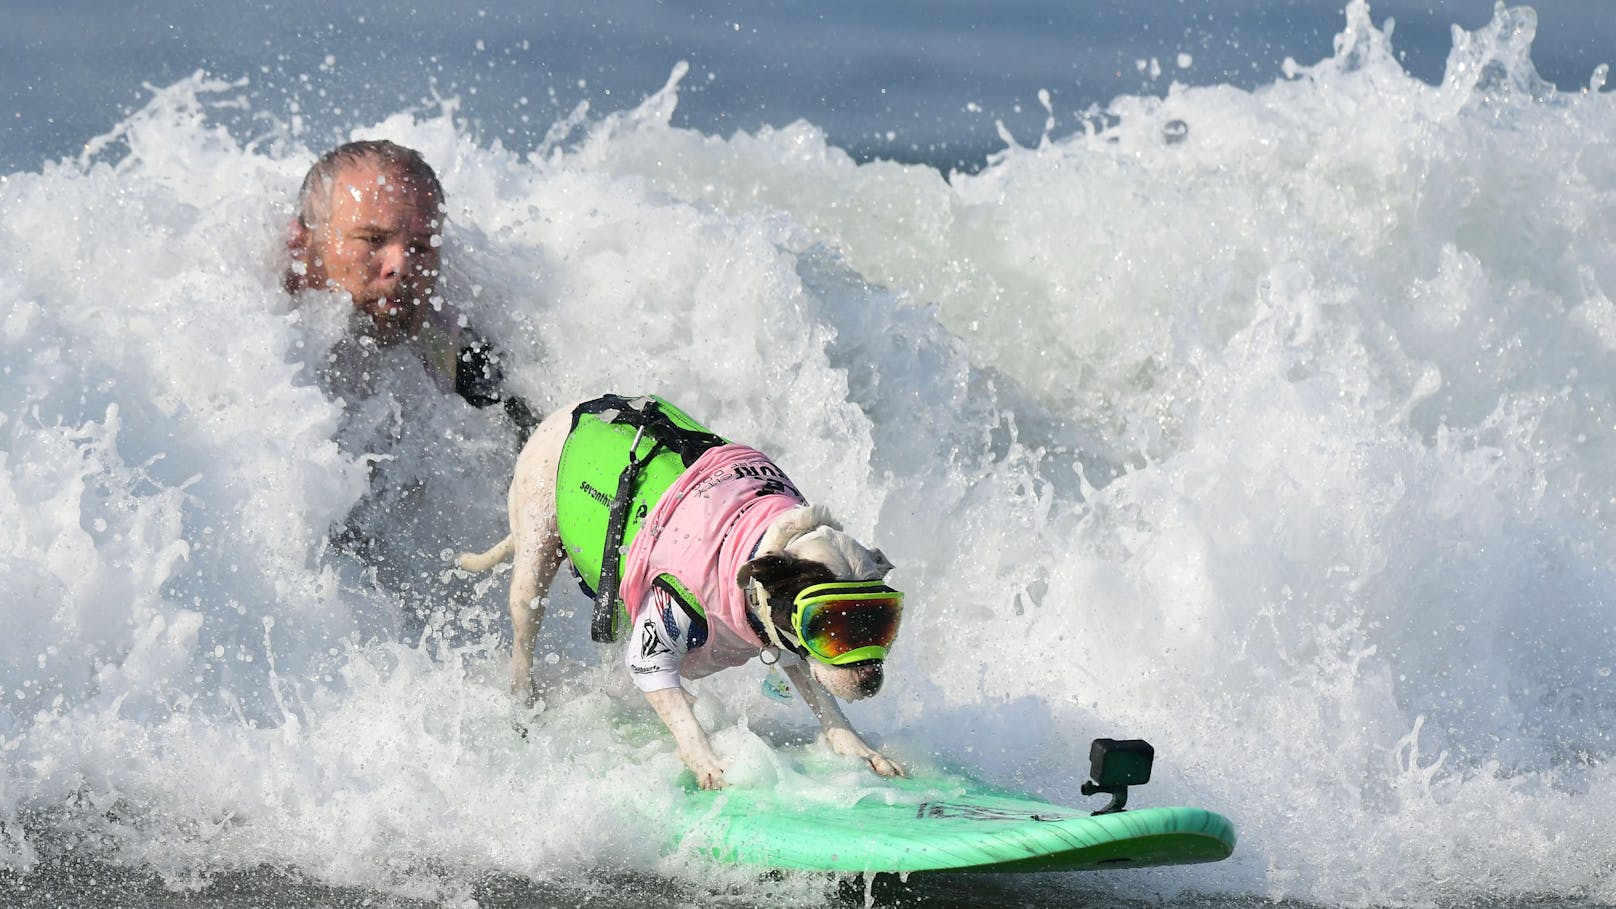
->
[666,768,1236,874]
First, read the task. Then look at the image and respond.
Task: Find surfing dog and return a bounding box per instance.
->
[458,395,905,789]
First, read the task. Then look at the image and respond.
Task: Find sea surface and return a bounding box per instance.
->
[3,1,1615,907]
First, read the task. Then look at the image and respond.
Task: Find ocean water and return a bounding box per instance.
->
[5,0,1614,172]
[3,1,1616,907]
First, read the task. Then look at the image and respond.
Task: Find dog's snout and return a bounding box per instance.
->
[853,661,884,699]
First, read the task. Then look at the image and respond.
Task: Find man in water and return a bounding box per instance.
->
[284,139,537,435]
[285,140,536,637]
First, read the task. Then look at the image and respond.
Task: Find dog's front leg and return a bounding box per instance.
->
[780,663,903,778]
[644,687,726,789]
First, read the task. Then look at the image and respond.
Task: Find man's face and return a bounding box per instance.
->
[304,161,442,339]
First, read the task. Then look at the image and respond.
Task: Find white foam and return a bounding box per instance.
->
[2,3,1614,904]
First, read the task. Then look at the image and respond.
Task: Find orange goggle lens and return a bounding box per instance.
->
[792,582,903,665]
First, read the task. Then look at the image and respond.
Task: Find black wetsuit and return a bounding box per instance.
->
[453,334,540,444]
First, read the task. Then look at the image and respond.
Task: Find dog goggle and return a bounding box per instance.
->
[789,580,904,665]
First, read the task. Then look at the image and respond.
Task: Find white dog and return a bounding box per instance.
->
[459,395,905,789]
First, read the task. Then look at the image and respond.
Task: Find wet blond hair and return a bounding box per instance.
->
[296,139,445,231]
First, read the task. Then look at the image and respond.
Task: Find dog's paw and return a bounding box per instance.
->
[679,738,727,789]
[823,728,902,777]
[864,752,904,778]
[692,763,728,790]
[680,739,728,789]
[510,664,539,708]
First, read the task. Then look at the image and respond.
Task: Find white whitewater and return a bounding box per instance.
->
[2,3,1613,905]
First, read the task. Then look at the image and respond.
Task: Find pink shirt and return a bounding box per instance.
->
[619,444,805,658]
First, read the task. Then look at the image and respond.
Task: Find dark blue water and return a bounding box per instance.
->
[5,3,1616,907]
[4,0,1611,173]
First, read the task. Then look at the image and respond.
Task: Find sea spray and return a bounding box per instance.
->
[2,2,1615,906]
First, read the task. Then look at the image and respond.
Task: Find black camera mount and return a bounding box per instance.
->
[1080,738,1155,815]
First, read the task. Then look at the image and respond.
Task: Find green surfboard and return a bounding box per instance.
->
[667,769,1236,874]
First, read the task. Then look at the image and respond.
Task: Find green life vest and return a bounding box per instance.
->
[554,395,728,616]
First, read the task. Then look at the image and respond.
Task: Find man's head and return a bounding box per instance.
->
[287,140,445,341]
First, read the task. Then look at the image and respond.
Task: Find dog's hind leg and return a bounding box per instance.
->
[504,409,571,705]
[507,514,560,706]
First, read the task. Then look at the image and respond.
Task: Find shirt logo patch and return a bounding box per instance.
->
[640,619,674,659]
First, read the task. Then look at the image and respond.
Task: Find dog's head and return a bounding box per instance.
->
[737,506,900,702]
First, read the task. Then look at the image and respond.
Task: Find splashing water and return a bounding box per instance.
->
[2,3,1615,906]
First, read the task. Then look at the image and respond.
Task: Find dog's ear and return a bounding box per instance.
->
[737,553,836,593]
[737,554,795,589]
